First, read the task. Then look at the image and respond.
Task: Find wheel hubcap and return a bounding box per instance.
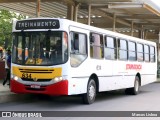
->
[135,80,139,92]
[89,85,95,100]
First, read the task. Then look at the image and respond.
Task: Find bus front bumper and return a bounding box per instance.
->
[10,79,68,96]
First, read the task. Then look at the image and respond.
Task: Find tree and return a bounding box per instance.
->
[0,9,26,48]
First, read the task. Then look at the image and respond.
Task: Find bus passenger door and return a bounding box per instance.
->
[69,26,89,94]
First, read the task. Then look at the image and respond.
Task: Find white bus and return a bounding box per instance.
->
[11,18,157,104]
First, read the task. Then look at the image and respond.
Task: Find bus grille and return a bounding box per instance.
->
[22,78,52,82]
[19,68,54,73]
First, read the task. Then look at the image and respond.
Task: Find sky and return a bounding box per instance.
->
[150,0,160,9]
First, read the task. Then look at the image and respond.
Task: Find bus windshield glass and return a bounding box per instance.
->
[12,31,68,66]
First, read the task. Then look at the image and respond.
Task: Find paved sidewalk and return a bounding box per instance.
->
[0,79,10,92]
[0,80,16,103]
[0,80,30,103]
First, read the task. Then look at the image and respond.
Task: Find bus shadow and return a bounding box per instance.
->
[96,89,152,103]
[22,89,152,106]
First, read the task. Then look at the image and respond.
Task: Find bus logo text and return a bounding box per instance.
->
[126,64,142,70]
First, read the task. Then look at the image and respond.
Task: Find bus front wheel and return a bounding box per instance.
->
[82,79,96,104]
[125,76,140,95]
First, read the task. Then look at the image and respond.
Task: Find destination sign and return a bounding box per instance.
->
[15,19,60,30]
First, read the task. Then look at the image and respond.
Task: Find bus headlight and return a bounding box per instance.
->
[52,76,63,83]
[11,74,20,81]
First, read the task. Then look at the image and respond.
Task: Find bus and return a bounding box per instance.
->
[11,18,157,104]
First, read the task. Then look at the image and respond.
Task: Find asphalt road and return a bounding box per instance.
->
[1,82,160,120]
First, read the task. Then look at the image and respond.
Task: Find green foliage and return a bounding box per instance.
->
[0,9,26,48]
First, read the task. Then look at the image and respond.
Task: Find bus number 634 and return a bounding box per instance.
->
[22,73,32,79]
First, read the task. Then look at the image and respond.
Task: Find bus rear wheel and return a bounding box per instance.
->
[125,76,140,95]
[82,79,96,104]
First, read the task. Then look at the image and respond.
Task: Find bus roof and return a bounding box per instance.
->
[12,18,156,46]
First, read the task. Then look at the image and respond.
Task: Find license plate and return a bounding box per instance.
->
[30,84,41,89]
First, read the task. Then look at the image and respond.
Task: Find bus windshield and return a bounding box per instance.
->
[12,31,68,66]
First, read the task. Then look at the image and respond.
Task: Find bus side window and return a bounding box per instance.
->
[150,46,155,62]
[137,43,144,62]
[105,36,117,60]
[70,31,87,67]
[71,32,79,53]
[118,39,128,60]
[90,33,103,59]
[71,32,87,55]
[74,34,79,51]
[128,41,136,61]
[144,45,150,62]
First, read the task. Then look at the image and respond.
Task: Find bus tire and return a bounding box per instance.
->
[82,79,96,104]
[125,76,140,95]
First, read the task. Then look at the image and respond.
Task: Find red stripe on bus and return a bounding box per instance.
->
[10,79,68,96]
